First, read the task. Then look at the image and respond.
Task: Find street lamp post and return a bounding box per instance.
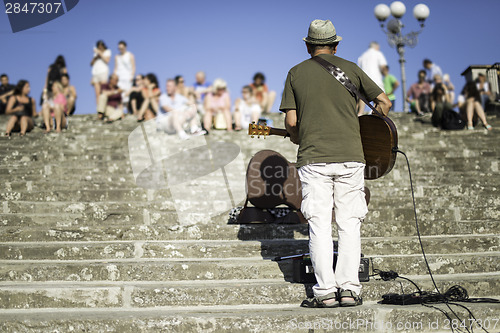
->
[374,2,430,113]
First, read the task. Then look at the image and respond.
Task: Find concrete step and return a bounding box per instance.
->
[1,157,498,178]
[1,151,131,163]
[2,169,500,191]
[0,301,498,333]
[376,183,499,201]
[0,111,499,332]
[1,203,497,227]
[0,253,498,282]
[0,273,498,309]
[2,140,499,162]
[1,217,498,243]
[0,188,161,202]
[2,194,499,215]
[0,235,497,261]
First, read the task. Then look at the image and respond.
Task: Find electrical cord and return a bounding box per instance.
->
[377,148,496,333]
[373,268,499,333]
[396,148,481,333]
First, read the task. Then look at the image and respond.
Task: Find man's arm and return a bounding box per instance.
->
[0,89,14,103]
[406,85,414,103]
[392,77,400,92]
[372,92,392,117]
[284,109,299,144]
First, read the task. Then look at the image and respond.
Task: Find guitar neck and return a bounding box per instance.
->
[269,127,288,137]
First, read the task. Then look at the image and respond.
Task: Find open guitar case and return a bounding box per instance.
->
[235,149,371,224]
[236,149,306,224]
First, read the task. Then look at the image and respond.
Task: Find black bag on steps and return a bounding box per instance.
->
[441,109,465,130]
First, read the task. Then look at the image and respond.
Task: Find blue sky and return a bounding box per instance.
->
[1,0,499,114]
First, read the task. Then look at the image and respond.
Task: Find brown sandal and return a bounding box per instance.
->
[301,291,339,308]
[339,290,363,307]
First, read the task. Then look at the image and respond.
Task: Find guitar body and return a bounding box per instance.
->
[359,114,398,180]
[248,113,398,180]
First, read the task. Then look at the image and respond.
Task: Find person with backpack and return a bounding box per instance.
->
[431,83,451,127]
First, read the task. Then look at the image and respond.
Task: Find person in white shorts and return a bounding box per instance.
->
[157,79,205,140]
[91,40,111,106]
[233,85,262,130]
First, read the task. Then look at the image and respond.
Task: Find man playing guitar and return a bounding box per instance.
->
[280,19,392,308]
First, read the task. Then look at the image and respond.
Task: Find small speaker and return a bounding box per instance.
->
[293,254,369,283]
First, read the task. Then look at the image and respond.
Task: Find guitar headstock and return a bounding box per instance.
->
[248,122,270,138]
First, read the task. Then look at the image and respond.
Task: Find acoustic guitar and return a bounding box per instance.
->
[248,113,398,180]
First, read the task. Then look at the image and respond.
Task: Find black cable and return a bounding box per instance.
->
[373,269,497,333]
[394,149,491,333]
[395,149,443,295]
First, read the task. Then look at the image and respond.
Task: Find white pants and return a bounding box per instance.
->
[117,78,132,104]
[298,162,368,297]
[156,113,176,134]
[97,94,123,121]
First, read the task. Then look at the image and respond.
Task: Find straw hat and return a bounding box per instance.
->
[213,78,227,90]
[303,19,342,45]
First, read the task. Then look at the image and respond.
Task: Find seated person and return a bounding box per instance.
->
[41,81,68,133]
[457,82,492,130]
[0,74,15,115]
[250,72,276,114]
[442,74,455,104]
[406,70,431,116]
[175,75,195,101]
[233,85,262,130]
[4,80,36,136]
[476,73,491,111]
[126,74,145,116]
[61,74,77,116]
[430,83,453,128]
[193,71,211,114]
[157,79,205,139]
[97,74,123,122]
[136,73,160,121]
[203,78,232,132]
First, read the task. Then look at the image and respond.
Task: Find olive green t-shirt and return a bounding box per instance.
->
[279,53,382,168]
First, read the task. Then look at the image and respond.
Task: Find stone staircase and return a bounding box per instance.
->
[0,112,499,332]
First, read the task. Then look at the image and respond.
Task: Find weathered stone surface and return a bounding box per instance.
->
[0,235,497,261]
[0,303,498,333]
[0,112,499,331]
[1,273,498,309]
